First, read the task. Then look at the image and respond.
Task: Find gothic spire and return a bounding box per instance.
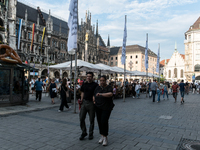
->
[96,20,98,36]
[107,34,110,47]
[175,41,177,52]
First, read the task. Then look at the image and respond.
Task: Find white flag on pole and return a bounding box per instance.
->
[156,44,160,73]
[121,16,127,65]
[17,19,22,50]
[67,0,78,52]
[145,33,148,70]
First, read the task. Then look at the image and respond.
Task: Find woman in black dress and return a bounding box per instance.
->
[58,79,73,112]
[49,78,57,104]
[93,75,114,146]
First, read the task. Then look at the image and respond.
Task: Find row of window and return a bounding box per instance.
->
[168,69,184,78]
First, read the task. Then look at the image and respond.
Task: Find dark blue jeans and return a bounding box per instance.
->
[152,90,156,102]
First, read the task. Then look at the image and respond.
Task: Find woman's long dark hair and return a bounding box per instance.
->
[62,79,67,87]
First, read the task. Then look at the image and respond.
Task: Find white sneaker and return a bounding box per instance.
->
[132,96,135,99]
[58,110,61,113]
[98,136,104,144]
[102,137,108,146]
[67,106,71,110]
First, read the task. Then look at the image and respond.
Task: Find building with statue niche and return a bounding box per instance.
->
[1,1,110,79]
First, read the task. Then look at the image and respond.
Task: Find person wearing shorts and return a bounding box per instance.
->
[179,80,186,104]
[172,82,179,103]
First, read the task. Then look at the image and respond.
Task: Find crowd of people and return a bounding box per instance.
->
[28,75,200,146]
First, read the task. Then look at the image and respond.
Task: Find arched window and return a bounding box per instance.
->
[194,64,200,72]
[168,70,171,78]
[174,68,177,78]
[181,69,184,78]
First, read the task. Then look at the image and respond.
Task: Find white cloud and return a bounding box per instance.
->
[20,0,199,59]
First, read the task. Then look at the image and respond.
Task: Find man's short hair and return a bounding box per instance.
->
[86,72,94,78]
[181,80,184,82]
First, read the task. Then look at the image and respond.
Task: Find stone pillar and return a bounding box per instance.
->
[8,0,17,50]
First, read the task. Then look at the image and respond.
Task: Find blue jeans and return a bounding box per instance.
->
[152,90,156,102]
[136,89,140,98]
[163,90,168,99]
[180,91,184,98]
[157,90,161,101]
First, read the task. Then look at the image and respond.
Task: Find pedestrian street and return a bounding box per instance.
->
[1,93,200,150]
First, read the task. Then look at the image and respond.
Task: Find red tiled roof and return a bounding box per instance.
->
[180,54,185,60]
[160,59,169,66]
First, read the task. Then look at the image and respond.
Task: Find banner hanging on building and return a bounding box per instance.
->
[40,27,46,52]
[17,19,22,50]
[145,33,148,71]
[31,23,35,51]
[67,0,78,52]
[156,44,160,73]
[121,16,127,65]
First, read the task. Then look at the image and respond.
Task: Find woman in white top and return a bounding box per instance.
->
[135,82,141,98]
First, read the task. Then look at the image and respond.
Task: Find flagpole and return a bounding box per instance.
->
[73,0,78,113]
[123,15,127,102]
[145,33,148,98]
[158,43,160,83]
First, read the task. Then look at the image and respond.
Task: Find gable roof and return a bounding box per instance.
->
[118,44,157,57]
[160,59,170,66]
[186,16,200,32]
[180,54,185,60]
[110,47,120,56]
[16,1,68,34]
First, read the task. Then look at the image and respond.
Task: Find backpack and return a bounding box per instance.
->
[164,85,167,91]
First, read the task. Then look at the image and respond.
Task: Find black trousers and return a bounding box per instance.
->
[79,100,95,136]
[59,96,69,111]
[152,90,156,102]
[95,106,112,136]
[36,91,42,101]
[132,90,136,97]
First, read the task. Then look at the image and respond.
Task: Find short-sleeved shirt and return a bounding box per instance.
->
[80,81,98,101]
[94,85,114,110]
[172,85,179,93]
[179,83,186,92]
[34,81,43,91]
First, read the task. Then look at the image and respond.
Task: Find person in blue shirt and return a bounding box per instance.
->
[179,80,186,104]
[34,78,44,101]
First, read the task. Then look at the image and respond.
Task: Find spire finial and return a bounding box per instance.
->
[175,41,177,52]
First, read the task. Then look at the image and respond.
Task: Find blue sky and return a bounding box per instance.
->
[20,0,200,61]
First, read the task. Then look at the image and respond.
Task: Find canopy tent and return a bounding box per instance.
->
[49,59,102,72]
[94,63,123,74]
[148,73,160,78]
[129,70,146,76]
[111,66,132,74]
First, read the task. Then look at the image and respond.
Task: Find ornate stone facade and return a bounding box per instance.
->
[1,1,110,79]
[184,16,200,82]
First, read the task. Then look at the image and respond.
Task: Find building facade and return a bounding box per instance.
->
[117,45,158,73]
[163,45,185,82]
[0,0,17,48]
[1,1,110,79]
[184,16,200,82]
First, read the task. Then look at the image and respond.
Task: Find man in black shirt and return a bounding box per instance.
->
[79,72,98,140]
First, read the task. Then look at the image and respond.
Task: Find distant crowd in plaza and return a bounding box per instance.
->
[28,74,200,146]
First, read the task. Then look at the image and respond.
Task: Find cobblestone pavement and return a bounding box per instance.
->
[1,92,200,150]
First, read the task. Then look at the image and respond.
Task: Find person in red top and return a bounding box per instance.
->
[172,82,179,103]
